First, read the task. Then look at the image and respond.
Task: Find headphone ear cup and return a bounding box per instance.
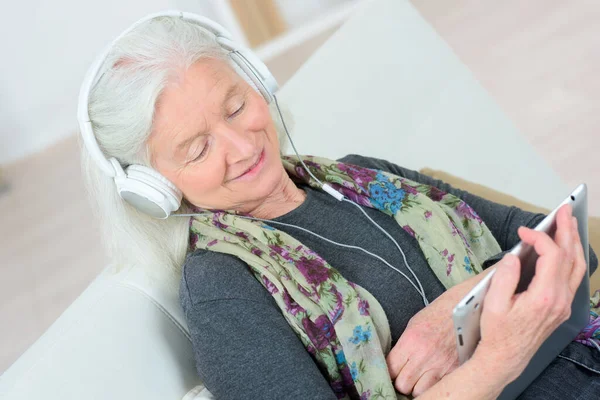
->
[115,165,182,219]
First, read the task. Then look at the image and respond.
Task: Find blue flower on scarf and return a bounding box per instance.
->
[369,172,406,214]
[350,362,359,380]
[350,325,372,344]
[464,255,473,273]
[335,351,346,365]
[371,185,385,198]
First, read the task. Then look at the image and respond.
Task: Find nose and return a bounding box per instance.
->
[219,123,256,164]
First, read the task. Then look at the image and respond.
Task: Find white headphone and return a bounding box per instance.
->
[77,10,279,219]
[78,11,430,305]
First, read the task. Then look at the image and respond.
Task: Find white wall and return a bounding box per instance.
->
[0,0,241,164]
[276,0,356,28]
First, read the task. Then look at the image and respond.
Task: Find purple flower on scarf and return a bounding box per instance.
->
[401,181,419,195]
[424,210,432,220]
[403,225,416,238]
[269,245,294,261]
[358,297,370,316]
[340,363,355,386]
[456,202,483,223]
[332,183,372,207]
[360,390,372,400]
[261,276,279,295]
[296,256,330,285]
[297,283,312,297]
[304,160,321,169]
[302,315,337,350]
[450,220,472,250]
[329,288,345,323]
[294,165,308,181]
[427,186,447,202]
[282,290,305,316]
[440,248,455,275]
[575,307,600,346]
[337,163,377,193]
[189,233,198,249]
[207,239,218,247]
[212,213,228,229]
[449,221,459,236]
[234,231,249,240]
[251,247,263,256]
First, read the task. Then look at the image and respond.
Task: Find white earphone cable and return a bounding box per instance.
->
[272,94,429,306]
[341,198,429,305]
[175,212,428,302]
[173,94,430,307]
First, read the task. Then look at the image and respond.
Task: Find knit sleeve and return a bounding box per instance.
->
[179,250,338,400]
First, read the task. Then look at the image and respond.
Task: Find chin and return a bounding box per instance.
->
[242,154,284,202]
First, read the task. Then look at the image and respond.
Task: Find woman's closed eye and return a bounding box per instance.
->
[192,144,209,162]
[188,99,246,163]
[188,139,210,163]
[228,101,245,119]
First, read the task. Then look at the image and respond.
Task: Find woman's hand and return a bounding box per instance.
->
[385,268,497,396]
[385,291,460,396]
[476,204,587,384]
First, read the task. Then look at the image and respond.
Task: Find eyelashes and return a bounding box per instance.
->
[193,143,209,162]
[190,100,247,163]
[228,101,246,119]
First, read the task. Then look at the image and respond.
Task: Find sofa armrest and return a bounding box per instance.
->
[0,265,201,400]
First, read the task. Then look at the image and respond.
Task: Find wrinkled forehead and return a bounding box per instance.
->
[148,58,245,154]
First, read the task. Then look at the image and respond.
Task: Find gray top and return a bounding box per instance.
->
[180,154,598,400]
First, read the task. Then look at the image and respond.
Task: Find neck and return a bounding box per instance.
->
[246,174,306,220]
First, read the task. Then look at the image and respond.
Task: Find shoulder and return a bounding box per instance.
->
[337,153,409,176]
[180,249,276,307]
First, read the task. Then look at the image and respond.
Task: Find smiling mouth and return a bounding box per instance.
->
[245,154,261,173]
[232,149,264,181]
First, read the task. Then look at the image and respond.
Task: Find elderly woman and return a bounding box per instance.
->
[82,15,600,400]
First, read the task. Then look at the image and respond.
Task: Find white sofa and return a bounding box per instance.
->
[0,0,568,398]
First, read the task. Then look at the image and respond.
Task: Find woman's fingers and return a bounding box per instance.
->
[386,344,408,380]
[517,227,563,292]
[568,217,587,294]
[484,254,521,314]
[393,358,418,395]
[553,205,575,283]
[412,369,440,397]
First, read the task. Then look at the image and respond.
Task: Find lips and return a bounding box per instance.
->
[233,149,265,181]
[245,154,261,174]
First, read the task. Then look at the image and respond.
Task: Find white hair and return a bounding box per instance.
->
[81,16,293,294]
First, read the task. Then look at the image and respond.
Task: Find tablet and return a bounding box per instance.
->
[452,183,590,399]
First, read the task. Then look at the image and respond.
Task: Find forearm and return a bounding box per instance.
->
[417,351,508,400]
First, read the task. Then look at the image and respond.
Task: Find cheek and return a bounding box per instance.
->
[246,97,273,133]
[173,163,226,205]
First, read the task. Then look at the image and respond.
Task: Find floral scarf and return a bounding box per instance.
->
[188,155,599,399]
